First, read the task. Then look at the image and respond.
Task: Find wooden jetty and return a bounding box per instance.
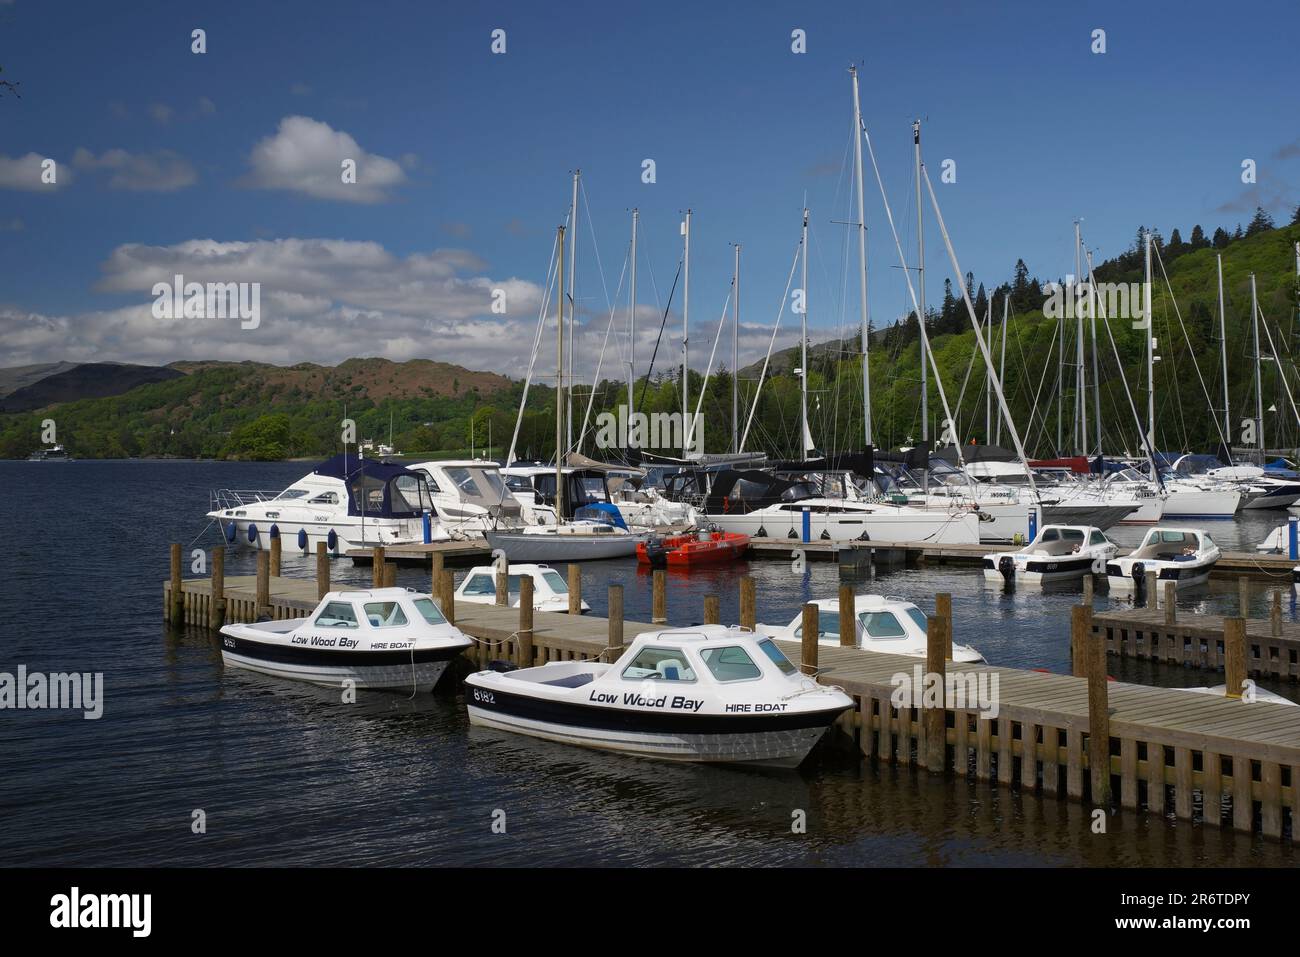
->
[164,542,1300,843]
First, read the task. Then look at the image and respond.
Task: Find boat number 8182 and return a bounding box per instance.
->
[472,689,496,705]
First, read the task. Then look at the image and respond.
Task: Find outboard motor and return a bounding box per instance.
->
[643,538,669,567]
[998,555,1016,584]
[1131,561,1145,594]
[486,660,518,673]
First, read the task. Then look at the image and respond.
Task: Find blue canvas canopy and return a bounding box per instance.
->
[574,502,628,529]
[313,453,430,518]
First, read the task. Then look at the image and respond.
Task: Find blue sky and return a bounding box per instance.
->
[1,0,1297,373]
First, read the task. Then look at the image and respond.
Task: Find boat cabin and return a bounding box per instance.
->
[1128,528,1215,561]
[1021,525,1111,557]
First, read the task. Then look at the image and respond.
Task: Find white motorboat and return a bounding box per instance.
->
[408,459,525,537]
[1104,527,1221,593]
[708,497,982,545]
[454,563,590,613]
[464,624,853,767]
[208,453,448,554]
[982,525,1118,584]
[1160,480,1241,518]
[483,520,646,562]
[218,587,471,690]
[760,594,985,662]
[27,444,72,461]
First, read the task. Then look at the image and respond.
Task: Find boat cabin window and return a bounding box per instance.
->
[700,646,762,682]
[794,611,840,640]
[412,598,447,625]
[860,612,907,639]
[542,570,567,593]
[505,476,532,493]
[418,470,443,494]
[276,489,310,500]
[1040,528,1060,543]
[622,647,697,682]
[391,475,429,512]
[364,601,408,628]
[308,491,339,505]
[315,601,360,629]
[1089,531,1109,547]
[461,574,495,596]
[757,638,797,676]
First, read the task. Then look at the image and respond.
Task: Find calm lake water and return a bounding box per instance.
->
[0,460,1295,867]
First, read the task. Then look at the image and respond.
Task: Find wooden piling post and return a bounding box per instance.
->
[838,585,856,648]
[739,576,756,631]
[936,592,953,658]
[1163,581,1176,625]
[1082,573,1094,606]
[495,565,508,606]
[168,543,183,624]
[518,576,535,668]
[255,550,270,618]
[704,594,720,625]
[270,534,282,577]
[924,614,947,772]
[652,569,667,623]
[1070,604,1091,677]
[1086,625,1111,805]
[371,546,385,588]
[568,564,582,615]
[439,569,455,625]
[430,551,444,599]
[800,603,819,676]
[1144,569,1158,607]
[1238,577,1250,617]
[382,562,397,588]
[607,584,624,659]
[1223,616,1246,699]
[1271,589,1282,638]
[316,541,330,600]
[209,545,225,629]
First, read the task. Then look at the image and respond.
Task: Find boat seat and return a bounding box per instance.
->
[369,615,383,627]
[656,659,692,680]
[540,672,595,688]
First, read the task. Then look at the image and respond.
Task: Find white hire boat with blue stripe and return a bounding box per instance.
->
[982,525,1118,584]
[1104,527,1220,593]
[464,625,853,767]
[219,588,471,690]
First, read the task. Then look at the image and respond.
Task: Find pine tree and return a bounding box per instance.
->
[1190,224,1207,249]
[940,278,957,333]
[973,282,988,320]
[1011,259,1030,312]
[1245,205,1275,236]
[1168,227,1184,252]
[1292,204,1300,226]
[1233,223,1244,240]
[1212,227,1230,249]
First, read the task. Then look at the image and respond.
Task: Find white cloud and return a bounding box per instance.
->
[72,148,197,191]
[147,102,173,125]
[197,96,216,115]
[290,82,312,96]
[0,152,70,191]
[1,236,794,378]
[241,115,408,203]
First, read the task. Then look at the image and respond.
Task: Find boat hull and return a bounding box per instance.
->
[483,530,644,562]
[982,553,1101,584]
[1104,560,1216,592]
[465,683,846,767]
[211,516,432,554]
[218,633,463,690]
[705,508,981,545]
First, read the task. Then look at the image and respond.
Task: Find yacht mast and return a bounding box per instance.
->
[1144,230,1154,450]
[1252,271,1264,461]
[914,120,926,450]
[681,209,691,451]
[1217,253,1230,454]
[800,207,810,454]
[997,293,1007,446]
[1074,220,1086,455]
[850,65,872,445]
[566,170,579,456]
[555,224,566,520]
[1086,249,1101,457]
[627,208,638,427]
[984,299,992,441]
[732,243,741,453]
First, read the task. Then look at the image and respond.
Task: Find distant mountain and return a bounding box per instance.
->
[0,362,184,413]
[0,361,79,399]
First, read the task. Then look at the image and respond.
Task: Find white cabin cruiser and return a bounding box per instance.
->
[408,459,524,537]
[982,525,1118,584]
[1104,527,1221,593]
[208,453,448,554]
[760,595,985,662]
[218,588,471,690]
[483,519,647,562]
[454,563,590,613]
[464,624,853,767]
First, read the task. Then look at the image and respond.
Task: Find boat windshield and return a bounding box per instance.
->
[542,570,567,593]
[700,646,762,681]
[757,638,796,676]
[859,611,908,639]
[412,598,446,625]
[905,607,928,632]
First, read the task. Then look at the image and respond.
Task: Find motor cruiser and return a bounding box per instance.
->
[218,587,471,690]
[982,525,1118,585]
[760,594,985,662]
[208,453,449,554]
[454,563,590,613]
[408,459,524,537]
[464,624,853,767]
[1105,527,1221,593]
[27,444,72,461]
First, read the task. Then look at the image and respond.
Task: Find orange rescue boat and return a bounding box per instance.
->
[636,530,750,567]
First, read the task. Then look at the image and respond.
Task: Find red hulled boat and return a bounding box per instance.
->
[636,531,750,568]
